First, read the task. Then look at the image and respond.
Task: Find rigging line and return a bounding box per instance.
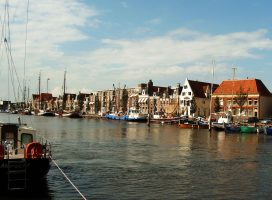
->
[5,40,17,102]
[7,42,23,95]
[5,34,23,94]
[23,0,30,102]
[50,157,87,200]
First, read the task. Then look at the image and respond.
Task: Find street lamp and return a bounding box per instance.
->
[47,78,50,93]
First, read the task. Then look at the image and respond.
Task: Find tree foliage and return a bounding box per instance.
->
[95,94,100,114]
[190,96,197,115]
[234,86,248,114]
[214,96,221,113]
[122,87,129,113]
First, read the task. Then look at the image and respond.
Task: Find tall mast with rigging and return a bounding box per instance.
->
[209,60,215,131]
[62,70,66,110]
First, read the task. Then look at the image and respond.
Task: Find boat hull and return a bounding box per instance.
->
[123,116,147,122]
[0,158,51,190]
[179,123,209,129]
[225,125,241,133]
[150,117,181,124]
[240,126,257,133]
[105,114,122,120]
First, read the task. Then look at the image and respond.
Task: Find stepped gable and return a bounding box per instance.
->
[188,80,219,98]
[213,79,271,96]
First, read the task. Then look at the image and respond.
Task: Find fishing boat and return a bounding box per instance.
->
[224,124,241,133]
[62,112,83,118]
[38,110,56,117]
[264,127,272,136]
[212,115,232,131]
[122,108,147,122]
[179,121,209,129]
[0,120,51,191]
[150,112,181,124]
[105,112,124,120]
[240,125,257,133]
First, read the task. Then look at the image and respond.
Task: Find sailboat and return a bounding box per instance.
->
[0,1,52,191]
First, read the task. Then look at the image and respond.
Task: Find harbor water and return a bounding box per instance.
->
[1,113,272,199]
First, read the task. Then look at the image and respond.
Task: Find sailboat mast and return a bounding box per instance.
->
[62,70,66,110]
[230,67,237,113]
[209,60,215,131]
[38,71,41,110]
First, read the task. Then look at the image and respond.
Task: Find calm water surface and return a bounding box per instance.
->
[1,113,272,200]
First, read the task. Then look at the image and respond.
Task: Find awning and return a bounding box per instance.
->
[138,98,148,103]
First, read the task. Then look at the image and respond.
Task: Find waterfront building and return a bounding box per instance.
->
[88,93,96,114]
[180,78,218,117]
[63,93,76,111]
[212,78,272,120]
[137,80,180,116]
[32,93,54,110]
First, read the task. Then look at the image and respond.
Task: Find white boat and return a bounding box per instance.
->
[212,115,232,131]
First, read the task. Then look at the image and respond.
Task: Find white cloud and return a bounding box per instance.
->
[1,1,272,101]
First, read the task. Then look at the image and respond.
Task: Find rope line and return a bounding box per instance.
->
[50,157,87,200]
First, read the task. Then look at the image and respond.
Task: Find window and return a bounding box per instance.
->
[228,100,231,106]
[248,100,252,106]
[188,92,191,95]
[254,100,258,106]
[184,85,187,89]
[248,109,253,116]
[21,133,33,145]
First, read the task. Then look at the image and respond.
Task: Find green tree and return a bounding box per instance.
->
[190,96,197,116]
[77,92,85,112]
[234,86,248,117]
[95,94,101,114]
[122,87,128,113]
[214,96,221,113]
[108,98,113,113]
[135,98,139,110]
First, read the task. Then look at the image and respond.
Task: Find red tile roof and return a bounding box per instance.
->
[188,80,219,98]
[213,79,271,96]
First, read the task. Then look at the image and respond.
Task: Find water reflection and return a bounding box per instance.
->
[0,179,52,200]
[1,113,272,199]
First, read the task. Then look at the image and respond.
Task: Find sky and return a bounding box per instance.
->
[0,0,272,100]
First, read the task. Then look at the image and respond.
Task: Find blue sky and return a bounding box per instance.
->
[1,0,272,99]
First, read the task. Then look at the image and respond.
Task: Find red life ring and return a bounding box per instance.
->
[0,144,4,160]
[25,142,43,159]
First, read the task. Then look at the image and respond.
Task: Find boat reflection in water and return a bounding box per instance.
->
[1,113,272,200]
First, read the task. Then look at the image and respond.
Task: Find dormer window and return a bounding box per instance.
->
[142,89,146,95]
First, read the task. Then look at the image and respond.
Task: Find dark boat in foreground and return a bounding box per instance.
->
[0,121,51,191]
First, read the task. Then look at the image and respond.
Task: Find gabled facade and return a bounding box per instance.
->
[137,80,181,116]
[32,93,54,110]
[180,78,219,117]
[212,78,272,120]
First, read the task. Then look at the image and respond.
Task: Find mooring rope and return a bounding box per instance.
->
[50,157,87,200]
